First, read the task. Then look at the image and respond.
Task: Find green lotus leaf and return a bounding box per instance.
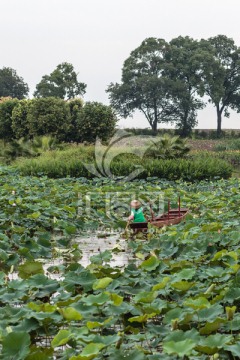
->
[86,321,103,329]
[63,269,96,292]
[140,256,160,271]
[152,277,170,290]
[27,211,41,219]
[224,288,240,303]
[12,226,26,234]
[1,331,31,360]
[212,249,238,262]
[0,249,8,262]
[104,349,145,360]
[82,292,110,306]
[58,307,83,321]
[108,293,123,306]
[224,343,240,357]
[199,333,233,348]
[28,302,57,313]
[51,329,71,348]
[25,346,53,360]
[128,313,156,323]
[184,297,211,310]
[198,304,224,321]
[199,317,226,335]
[134,291,158,304]
[171,281,195,291]
[70,342,105,360]
[223,315,240,331]
[173,268,196,280]
[201,222,222,232]
[92,277,113,290]
[64,225,77,234]
[18,261,44,279]
[163,339,196,357]
[195,345,218,355]
[91,334,120,346]
[164,329,200,343]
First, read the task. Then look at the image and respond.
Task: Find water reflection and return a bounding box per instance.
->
[75,233,134,267]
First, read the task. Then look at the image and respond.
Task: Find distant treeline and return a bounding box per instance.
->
[124,128,240,139]
[1,35,240,138]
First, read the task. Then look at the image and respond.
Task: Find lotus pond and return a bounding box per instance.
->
[0,167,240,359]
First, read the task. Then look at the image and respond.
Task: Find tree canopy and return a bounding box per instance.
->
[0,67,29,99]
[34,62,86,99]
[107,38,173,133]
[106,37,208,135]
[107,35,240,135]
[201,35,240,136]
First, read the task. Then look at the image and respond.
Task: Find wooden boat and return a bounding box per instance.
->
[129,198,189,232]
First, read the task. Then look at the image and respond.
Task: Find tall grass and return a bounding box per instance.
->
[14,146,232,181]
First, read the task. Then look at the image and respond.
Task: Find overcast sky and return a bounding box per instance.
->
[1,0,240,129]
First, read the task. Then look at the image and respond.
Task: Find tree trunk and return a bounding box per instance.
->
[216,105,222,137]
[151,102,158,135]
[152,120,157,135]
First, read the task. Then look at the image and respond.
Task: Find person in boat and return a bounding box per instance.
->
[128,200,146,223]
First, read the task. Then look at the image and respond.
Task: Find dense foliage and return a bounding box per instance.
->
[76,102,118,143]
[0,67,29,99]
[145,134,190,159]
[27,97,72,139]
[107,35,240,135]
[34,62,87,100]
[0,169,240,359]
[14,146,232,180]
[0,98,19,140]
[0,98,117,143]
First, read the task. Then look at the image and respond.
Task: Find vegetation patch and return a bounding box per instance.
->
[0,169,239,358]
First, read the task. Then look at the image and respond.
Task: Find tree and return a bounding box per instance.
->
[106,37,207,135]
[106,38,176,133]
[201,35,240,136]
[27,97,71,140]
[0,67,29,99]
[34,62,87,99]
[165,36,207,136]
[76,102,117,143]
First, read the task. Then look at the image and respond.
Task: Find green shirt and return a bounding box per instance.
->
[131,207,146,223]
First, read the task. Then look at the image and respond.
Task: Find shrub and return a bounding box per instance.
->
[12,99,32,139]
[15,150,232,181]
[214,139,240,151]
[75,102,117,143]
[0,98,19,140]
[65,98,84,142]
[145,134,190,159]
[27,97,71,140]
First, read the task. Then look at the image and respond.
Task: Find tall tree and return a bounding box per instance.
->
[106,37,207,135]
[34,62,86,99]
[0,67,29,99]
[106,38,176,133]
[165,36,207,136]
[201,35,240,136]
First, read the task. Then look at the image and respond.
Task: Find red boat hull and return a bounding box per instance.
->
[130,208,189,232]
